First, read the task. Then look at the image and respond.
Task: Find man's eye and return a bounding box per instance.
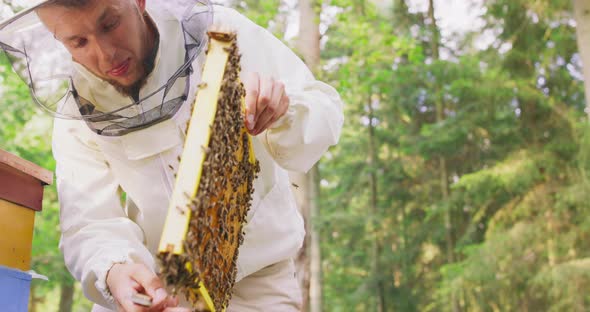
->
[73,38,87,48]
[103,19,120,32]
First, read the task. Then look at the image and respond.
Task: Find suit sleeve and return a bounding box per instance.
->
[53,119,155,309]
[215,6,344,172]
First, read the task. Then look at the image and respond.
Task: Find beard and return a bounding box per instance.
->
[108,61,151,99]
[108,39,158,99]
[108,13,159,100]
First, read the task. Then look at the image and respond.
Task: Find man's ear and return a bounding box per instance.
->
[135,0,146,14]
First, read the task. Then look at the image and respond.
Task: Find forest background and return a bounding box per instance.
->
[1,0,590,311]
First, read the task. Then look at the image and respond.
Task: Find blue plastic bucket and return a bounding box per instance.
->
[0,265,31,312]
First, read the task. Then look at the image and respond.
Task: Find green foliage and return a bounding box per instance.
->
[0,49,91,310]
[317,0,590,311]
[235,0,280,26]
[2,0,590,310]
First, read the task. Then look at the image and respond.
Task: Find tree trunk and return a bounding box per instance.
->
[292,171,311,311]
[573,0,590,117]
[368,94,386,312]
[297,0,321,67]
[295,1,323,311]
[309,166,322,312]
[28,282,46,312]
[392,0,412,35]
[59,281,75,312]
[428,0,459,311]
[29,282,37,312]
[292,167,322,312]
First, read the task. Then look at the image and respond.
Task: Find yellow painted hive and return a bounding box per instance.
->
[0,149,52,271]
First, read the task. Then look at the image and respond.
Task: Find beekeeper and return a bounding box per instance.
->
[0,0,343,311]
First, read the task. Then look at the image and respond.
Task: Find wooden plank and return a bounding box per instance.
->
[0,163,45,212]
[0,199,35,270]
[0,149,52,185]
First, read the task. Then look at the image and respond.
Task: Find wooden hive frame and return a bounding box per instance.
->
[156,28,259,312]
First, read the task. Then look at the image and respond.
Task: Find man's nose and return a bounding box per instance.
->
[93,36,117,65]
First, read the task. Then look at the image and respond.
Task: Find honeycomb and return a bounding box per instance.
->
[157,30,260,312]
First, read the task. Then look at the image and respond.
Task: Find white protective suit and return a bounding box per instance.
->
[52,3,343,310]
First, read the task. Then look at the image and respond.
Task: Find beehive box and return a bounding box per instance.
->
[0,265,32,312]
[0,149,52,271]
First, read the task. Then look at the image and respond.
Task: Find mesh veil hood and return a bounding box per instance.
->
[0,0,212,136]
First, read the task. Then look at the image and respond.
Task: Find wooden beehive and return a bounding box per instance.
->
[0,149,52,271]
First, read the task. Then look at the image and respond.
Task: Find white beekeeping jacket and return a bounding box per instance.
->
[52,4,343,310]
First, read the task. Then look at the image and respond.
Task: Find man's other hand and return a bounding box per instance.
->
[106,263,188,312]
[244,72,290,135]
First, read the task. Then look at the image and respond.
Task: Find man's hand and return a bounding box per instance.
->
[106,263,188,312]
[244,72,290,135]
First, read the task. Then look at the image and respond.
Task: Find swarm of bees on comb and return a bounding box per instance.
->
[156,28,260,312]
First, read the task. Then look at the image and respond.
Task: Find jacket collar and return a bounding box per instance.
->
[73,5,189,160]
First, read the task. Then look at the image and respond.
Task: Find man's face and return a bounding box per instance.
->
[37,0,151,90]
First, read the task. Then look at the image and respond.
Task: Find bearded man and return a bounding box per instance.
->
[0,1,343,311]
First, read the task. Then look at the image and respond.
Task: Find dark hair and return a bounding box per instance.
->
[42,0,92,8]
